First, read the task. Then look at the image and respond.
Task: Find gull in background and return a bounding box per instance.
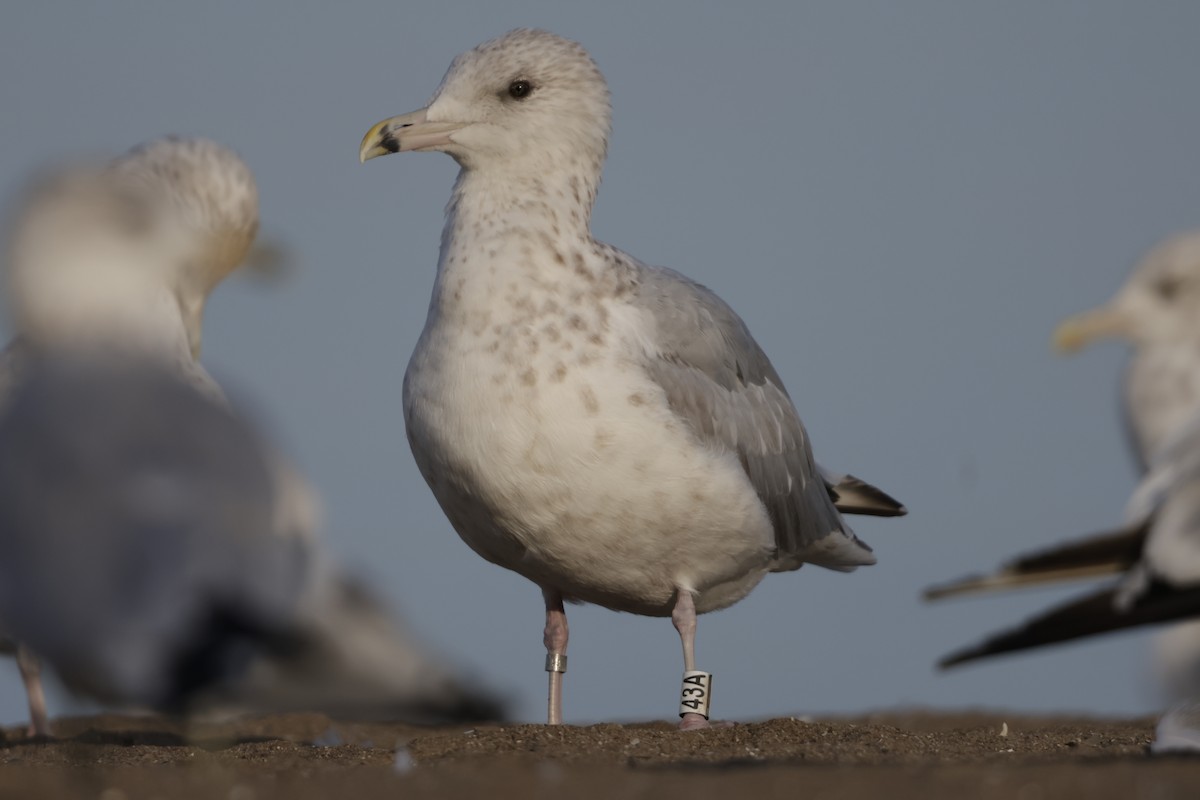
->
[927,232,1200,749]
[926,234,1200,603]
[0,143,504,728]
[1055,231,1200,468]
[0,136,264,735]
[1059,233,1200,710]
[360,29,903,728]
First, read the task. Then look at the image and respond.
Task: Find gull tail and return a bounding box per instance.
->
[940,582,1200,669]
[923,525,1146,601]
[821,469,907,517]
[202,575,507,724]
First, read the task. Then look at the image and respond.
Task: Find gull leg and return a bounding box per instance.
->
[672,589,713,731]
[542,588,568,725]
[17,645,51,737]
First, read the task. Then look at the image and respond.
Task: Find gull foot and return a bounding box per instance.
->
[24,725,53,739]
[678,713,735,731]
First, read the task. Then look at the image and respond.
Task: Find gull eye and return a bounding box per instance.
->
[508,79,533,100]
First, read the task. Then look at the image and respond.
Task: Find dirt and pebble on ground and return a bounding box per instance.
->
[0,710,1195,799]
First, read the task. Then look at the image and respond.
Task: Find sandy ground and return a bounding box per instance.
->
[0,711,1196,799]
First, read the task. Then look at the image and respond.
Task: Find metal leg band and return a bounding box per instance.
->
[545,653,568,673]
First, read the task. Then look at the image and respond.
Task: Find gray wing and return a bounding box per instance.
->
[630,262,877,571]
[0,356,307,709]
[180,355,322,544]
[0,354,505,721]
[0,337,32,415]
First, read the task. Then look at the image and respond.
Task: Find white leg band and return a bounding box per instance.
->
[679,670,712,719]
[545,653,568,673]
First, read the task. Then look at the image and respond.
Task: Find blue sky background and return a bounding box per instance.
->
[2,1,1200,724]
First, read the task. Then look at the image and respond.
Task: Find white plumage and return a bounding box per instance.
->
[362,29,902,726]
[0,137,504,729]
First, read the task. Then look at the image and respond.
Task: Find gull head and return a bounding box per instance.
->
[109,136,261,356]
[112,137,260,297]
[360,29,612,177]
[4,163,197,352]
[1054,232,1200,353]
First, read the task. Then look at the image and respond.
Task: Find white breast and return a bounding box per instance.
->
[1127,345,1200,462]
[404,244,773,616]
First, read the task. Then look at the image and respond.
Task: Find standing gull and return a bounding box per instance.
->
[0,159,297,711]
[926,233,1200,603]
[1058,233,1200,707]
[926,233,1200,748]
[0,136,262,736]
[360,28,903,727]
[0,146,505,725]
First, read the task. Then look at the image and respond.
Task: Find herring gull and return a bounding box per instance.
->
[0,159,304,710]
[925,232,1200,603]
[1055,231,1200,469]
[926,232,1200,748]
[0,148,504,724]
[360,28,903,728]
[0,136,262,735]
[921,235,1200,604]
[1056,233,1200,712]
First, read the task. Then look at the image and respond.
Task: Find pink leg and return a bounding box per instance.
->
[542,588,568,725]
[672,590,709,731]
[17,645,51,737]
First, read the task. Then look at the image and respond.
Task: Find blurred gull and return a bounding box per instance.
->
[0,354,310,711]
[0,136,263,735]
[926,232,1200,602]
[1055,231,1200,469]
[927,233,1200,748]
[1056,233,1200,710]
[360,29,903,728]
[0,147,504,725]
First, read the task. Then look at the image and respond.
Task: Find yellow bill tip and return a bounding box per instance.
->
[359,119,395,164]
[1051,307,1129,354]
[1052,319,1089,353]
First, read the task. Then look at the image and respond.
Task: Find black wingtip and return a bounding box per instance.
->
[922,573,990,602]
[845,500,908,518]
[1007,526,1146,574]
[938,643,995,670]
[828,474,908,518]
[933,589,1121,671]
[935,581,1200,671]
[924,525,1149,603]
